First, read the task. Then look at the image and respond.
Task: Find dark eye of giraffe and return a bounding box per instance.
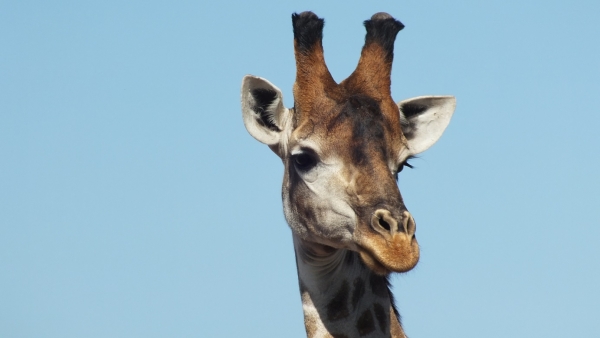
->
[292,152,318,172]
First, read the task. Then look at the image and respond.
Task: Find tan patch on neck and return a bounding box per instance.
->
[302,291,319,337]
[304,314,318,338]
[389,306,406,338]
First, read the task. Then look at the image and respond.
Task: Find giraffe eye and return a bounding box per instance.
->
[292,152,317,171]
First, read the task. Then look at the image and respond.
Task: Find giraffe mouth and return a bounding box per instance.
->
[355,232,420,275]
[357,249,392,275]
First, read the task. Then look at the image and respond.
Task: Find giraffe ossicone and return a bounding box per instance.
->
[242,11,455,338]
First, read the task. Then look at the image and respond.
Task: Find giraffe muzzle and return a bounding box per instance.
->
[371,209,416,240]
[354,209,420,275]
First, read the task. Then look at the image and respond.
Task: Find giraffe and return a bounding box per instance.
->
[241,12,455,338]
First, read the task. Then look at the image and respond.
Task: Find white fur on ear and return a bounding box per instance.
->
[398,96,456,156]
[241,75,289,146]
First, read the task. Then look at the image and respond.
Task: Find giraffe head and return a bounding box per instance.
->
[241,12,455,275]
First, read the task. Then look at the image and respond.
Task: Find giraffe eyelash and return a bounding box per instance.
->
[395,156,416,180]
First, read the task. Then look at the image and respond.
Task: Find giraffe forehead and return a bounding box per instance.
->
[292,96,402,159]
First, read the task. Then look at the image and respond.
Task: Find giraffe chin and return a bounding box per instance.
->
[356,233,420,276]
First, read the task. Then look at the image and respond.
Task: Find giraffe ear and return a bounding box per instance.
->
[241,75,290,146]
[398,96,456,156]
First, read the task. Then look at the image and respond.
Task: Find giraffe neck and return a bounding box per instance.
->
[294,236,407,338]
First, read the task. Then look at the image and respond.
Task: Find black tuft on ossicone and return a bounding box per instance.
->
[364,13,404,60]
[292,11,325,53]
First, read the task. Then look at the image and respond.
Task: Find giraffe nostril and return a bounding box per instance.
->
[371,209,417,238]
[378,217,391,231]
[402,211,416,237]
[371,209,398,236]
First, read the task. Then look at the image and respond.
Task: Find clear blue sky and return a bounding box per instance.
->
[1,1,599,337]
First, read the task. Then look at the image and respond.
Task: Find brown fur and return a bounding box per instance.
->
[242,11,455,338]
[289,13,416,337]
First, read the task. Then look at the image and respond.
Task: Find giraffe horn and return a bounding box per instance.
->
[292,12,338,113]
[342,13,404,100]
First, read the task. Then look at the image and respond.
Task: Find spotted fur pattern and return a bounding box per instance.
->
[241,10,456,338]
[296,239,406,338]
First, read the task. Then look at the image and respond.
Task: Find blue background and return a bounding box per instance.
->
[1,1,599,337]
